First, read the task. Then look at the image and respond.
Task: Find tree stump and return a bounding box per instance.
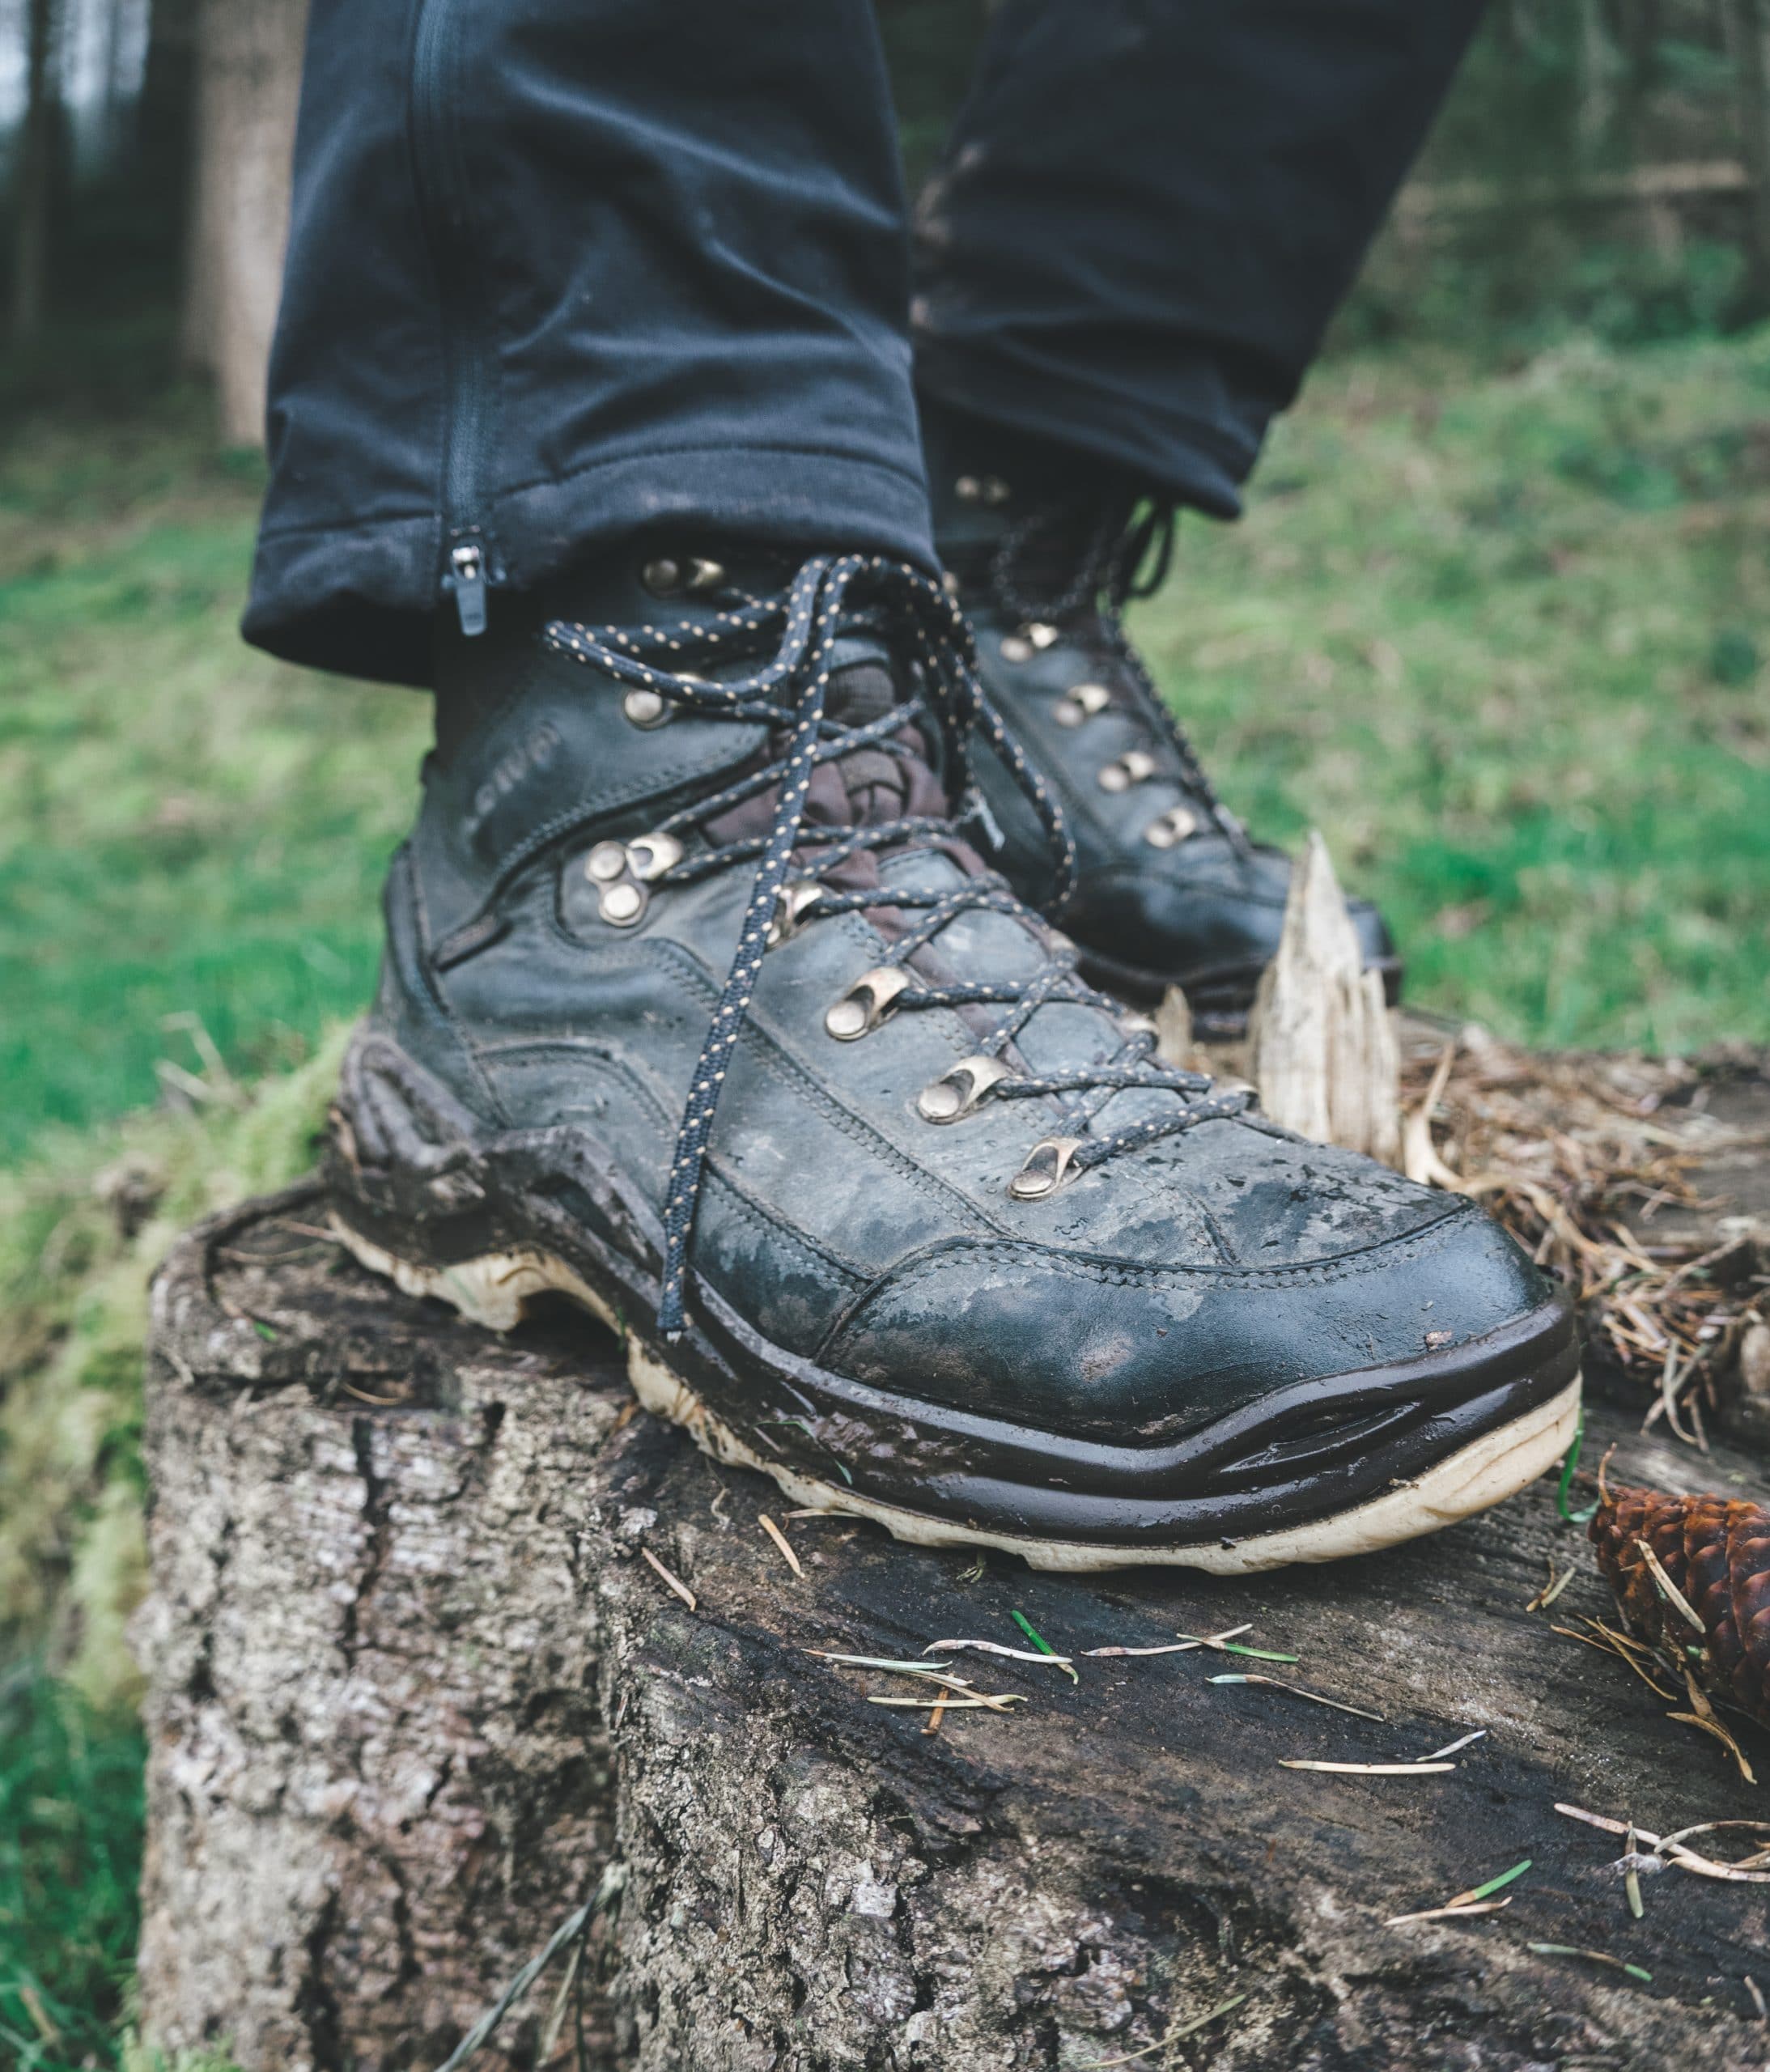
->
[138,1187,1770,2072]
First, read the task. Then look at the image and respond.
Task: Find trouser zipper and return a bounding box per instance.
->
[410,0,499,637]
[444,541,488,635]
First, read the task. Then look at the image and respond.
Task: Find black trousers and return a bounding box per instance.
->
[244,0,1483,687]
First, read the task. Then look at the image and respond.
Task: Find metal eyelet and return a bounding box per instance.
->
[1054,682,1111,728]
[600,882,646,927]
[1097,751,1159,794]
[623,687,670,728]
[1142,805,1199,849]
[626,831,685,882]
[584,832,681,926]
[1026,622,1060,650]
[1009,1136,1085,1199]
[1118,1012,1159,1042]
[640,554,725,598]
[917,1053,1013,1123]
[999,634,1034,664]
[825,965,911,1041]
[766,880,825,946]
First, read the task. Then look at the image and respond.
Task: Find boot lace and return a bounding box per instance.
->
[545,554,1249,1339]
[987,501,1253,860]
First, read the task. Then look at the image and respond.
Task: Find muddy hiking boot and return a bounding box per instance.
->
[327,548,1579,1572]
[928,422,1400,1037]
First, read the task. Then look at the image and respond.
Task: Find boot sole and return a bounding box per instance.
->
[330,1216,1580,1576]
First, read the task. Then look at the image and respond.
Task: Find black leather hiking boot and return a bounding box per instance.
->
[325,546,1577,1573]
[929,424,1401,1037]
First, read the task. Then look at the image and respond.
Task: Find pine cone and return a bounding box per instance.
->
[1590,1485,1770,1728]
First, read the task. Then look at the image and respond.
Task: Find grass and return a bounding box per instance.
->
[0,384,427,1165]
[1132,329,1770,1054]
[0,1667,145,2071]
[2,336,1765,1180]
[0,323,1765,2070]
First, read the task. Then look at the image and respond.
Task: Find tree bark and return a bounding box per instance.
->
[180,0,308,445]
[11,0,57,344]
[136,1164,1770,2071]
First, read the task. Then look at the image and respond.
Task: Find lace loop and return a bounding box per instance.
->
[545,554,1247,1340]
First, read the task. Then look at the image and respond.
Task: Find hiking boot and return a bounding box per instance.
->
[325,546,1577,1572]
[930,425,1400,1036]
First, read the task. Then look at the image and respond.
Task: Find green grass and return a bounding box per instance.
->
[0,325,1766,2072]
[1132,330,1770,1054]
[0,388,427,1164]
[0,1669,144,2071]
[2,335,1766,1179]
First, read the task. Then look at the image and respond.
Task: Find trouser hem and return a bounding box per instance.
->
[244,442,937,686]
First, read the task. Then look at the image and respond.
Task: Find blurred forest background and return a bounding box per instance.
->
[2,2,1768,2066]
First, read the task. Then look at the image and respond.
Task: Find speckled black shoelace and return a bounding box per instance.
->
[988,501,1254,861]
[545,554,1249,1340]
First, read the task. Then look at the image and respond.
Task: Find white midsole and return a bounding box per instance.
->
[331,1221,1582,1575]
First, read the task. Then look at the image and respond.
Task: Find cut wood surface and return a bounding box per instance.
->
[137,1165,1770,2071]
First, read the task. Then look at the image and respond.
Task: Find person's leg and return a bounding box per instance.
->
[244,0,930,687]
[914,0,1485,508]
[280,0,1577,1570]
[914,0,1483,1030]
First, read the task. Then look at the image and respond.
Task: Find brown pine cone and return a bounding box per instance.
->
[1590,1485,1770,1728]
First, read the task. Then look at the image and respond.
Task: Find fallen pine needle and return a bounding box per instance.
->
[1386,1896,1513,1927]
[1444,1858,1533,1909]
[1635,1535,1705,1636]
[1674,1665,1755,1784]
[868,1693,1025,1712]
[1011,1609,1080,1683]
[758,1514,804,1579]
[1178,1632,1298,1662]
[1745,1975,1768,2022]
[1420,1729,1488,1762]
[923,1638,1075,1667]
[1207,1673,1386,1722]
[1555,1804,1770,1884]
[1551,1622,1675,1699]
[640,1545,697,1611]
[1084,1622,1253,1658]
[1625,1824,1644,1919]
[1279,1760,1456,1776]
[1082,1991,1249,2067]
[923,1688,949,1736]
[1528,1942,1653,1985]
[1526,1557,1577,1613]
[809,1654,980,1697]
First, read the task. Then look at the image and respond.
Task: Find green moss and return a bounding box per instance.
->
[0,1034,344,1705]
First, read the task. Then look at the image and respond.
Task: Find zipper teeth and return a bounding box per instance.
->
[410,0,494,591]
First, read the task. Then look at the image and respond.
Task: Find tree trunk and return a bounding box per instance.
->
[137,1163,1770,2071]
[11,0,57,345]
[180,0,309,446]
[1722,0,1770,295]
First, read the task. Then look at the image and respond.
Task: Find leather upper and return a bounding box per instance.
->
[371,562,1547,1445]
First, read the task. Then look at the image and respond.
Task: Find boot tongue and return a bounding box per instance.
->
[700,648,949,849]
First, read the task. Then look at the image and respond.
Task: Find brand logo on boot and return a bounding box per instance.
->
[463,721,563,843]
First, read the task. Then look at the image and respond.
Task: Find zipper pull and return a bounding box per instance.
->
[446,541,488,636]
